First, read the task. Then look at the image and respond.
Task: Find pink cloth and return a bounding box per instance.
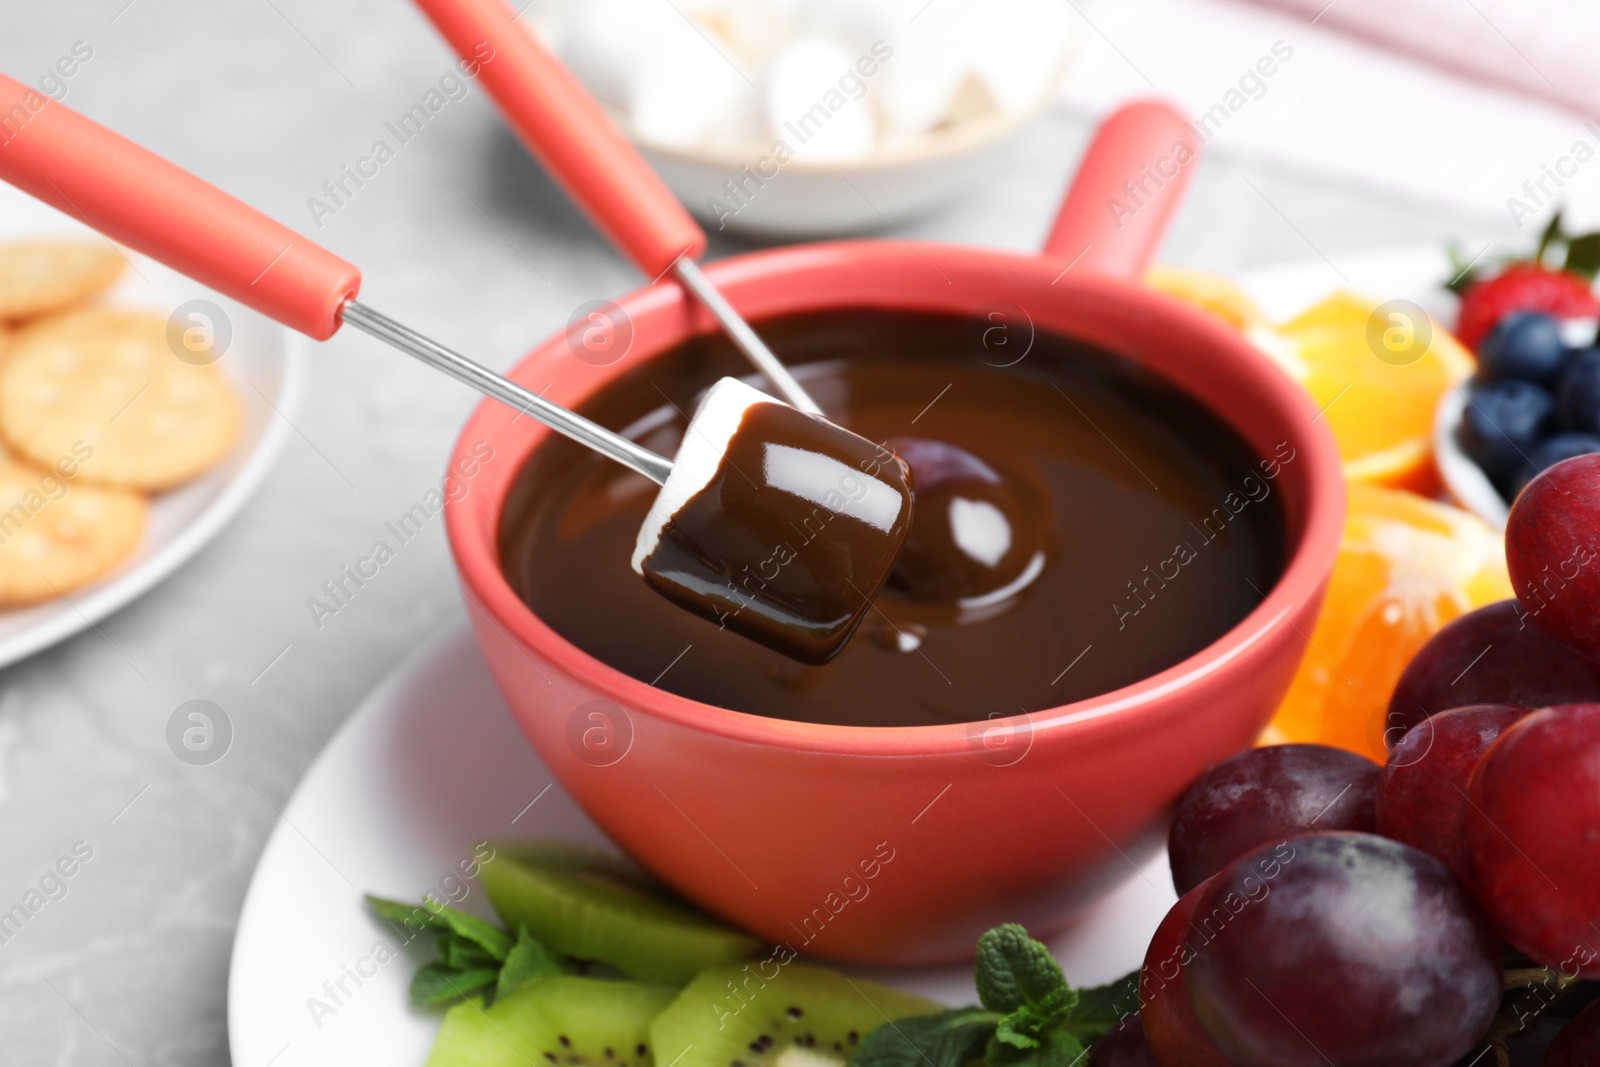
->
[1245,0,1600,117]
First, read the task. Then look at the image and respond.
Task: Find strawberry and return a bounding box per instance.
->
[1447,211,1600,352]
[1455,264,1599,352]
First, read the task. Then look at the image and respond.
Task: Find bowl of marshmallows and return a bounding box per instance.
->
[526,0,1077,236]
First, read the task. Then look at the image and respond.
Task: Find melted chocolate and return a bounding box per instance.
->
[885,435,1044,609]
[500,309,1289,728]
[640,401,913,665]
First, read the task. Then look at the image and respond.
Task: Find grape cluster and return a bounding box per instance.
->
[1098,449,1600,1067]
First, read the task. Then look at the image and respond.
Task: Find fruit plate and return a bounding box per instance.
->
[0,181,306,668]
[226,625,1176,1066]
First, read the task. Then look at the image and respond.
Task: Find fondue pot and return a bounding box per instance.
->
[0,5,1344,963]
[422,1,1347,962]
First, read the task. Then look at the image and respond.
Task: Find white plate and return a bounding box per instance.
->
[227,246,1464,1067]
[227,625,1176,1067]
[0,183,306,668]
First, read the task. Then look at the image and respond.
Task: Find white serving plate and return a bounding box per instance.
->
[0,183,306,669]
[227,625,1175,1067]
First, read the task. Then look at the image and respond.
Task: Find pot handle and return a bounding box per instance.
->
[0,73,360,339]
[1041,100,1200,281]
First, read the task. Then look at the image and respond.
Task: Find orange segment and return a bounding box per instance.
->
[1144,265,1268,330]
[1262,483,1512,761]
[1278,292,1473,492]
[1147,276,1476,493]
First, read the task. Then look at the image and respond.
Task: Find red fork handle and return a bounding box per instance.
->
[413,0,706,279]
[0,74,360,339]
[1042,100,1200,280]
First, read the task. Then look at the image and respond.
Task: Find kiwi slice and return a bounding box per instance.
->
[651,963,940,1067]
[480,840,761,984]
[426,975,676,1067]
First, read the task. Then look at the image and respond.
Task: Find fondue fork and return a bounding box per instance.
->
[412,0,827,417]
[0,72,675,483]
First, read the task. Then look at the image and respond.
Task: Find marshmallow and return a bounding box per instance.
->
[559,0,682,111]
[629,26,759,151]
[632,376,773,575]
[633,376,914,665]
[873,4,978,140]
[765,37,875,162]
[968,0,1074,113]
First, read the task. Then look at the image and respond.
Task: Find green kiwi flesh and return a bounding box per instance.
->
[480,840,761,984]
[426,975,676,1067]
[651,963,941,1067]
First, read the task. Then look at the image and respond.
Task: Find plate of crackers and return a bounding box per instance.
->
[0,183,305,668]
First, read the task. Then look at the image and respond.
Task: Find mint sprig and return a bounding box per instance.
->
[367,895,563,1008]
[851,925,1138,1067]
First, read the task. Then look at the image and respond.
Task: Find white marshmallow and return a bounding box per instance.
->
[630,27,759,151]
[688,0,799,68]
[765,37,875,162]
[968,0,1074,112]
[873,4,979,140]
[559,0,682,111]
[632,377,781,575]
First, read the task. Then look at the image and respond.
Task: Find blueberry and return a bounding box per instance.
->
[1457,379,1555,489]
[1511,433,1600,497]
[1479,312,1569,386]
[1557,347,1600,434]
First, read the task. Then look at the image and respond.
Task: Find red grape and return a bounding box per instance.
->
[1167,743,1378,895]
[1375,703,1533,881]
[1546,998,1600,1066]
[1464,702,1600,978]
[1506,453,1600,660]
[1087,1016,1160,1067]
[1186,832,1501,1067]
[1386,599,1600,738]
[1138,882,1230,1067]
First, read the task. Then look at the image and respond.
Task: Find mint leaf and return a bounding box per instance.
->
[993,1013,1045,1050]
[439,931,501,970]
[985,1027,1085,1067]
[975,925,1069,1016]
[367,894,448,934]
[367,893,511,960]
[1039,1030,1087,1067]
[850,1007,1000,1067]
[410,963,498,1007]
[1566,233,1600,280]
[1065,972,1139,1043]
[498,923,565,999]
[430,906,512,962]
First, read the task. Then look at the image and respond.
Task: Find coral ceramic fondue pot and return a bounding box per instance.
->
[442,107,1345,962]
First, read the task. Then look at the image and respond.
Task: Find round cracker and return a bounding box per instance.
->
[0,455,145,606]
[0,243,124,320]
[0,309,240,490]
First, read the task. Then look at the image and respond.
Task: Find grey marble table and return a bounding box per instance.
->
[0,1,1512,1063]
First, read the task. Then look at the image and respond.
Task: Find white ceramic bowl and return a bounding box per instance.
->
[1434,387,1510,529]
[633,94,1060,238]
[523,3,1073,237]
